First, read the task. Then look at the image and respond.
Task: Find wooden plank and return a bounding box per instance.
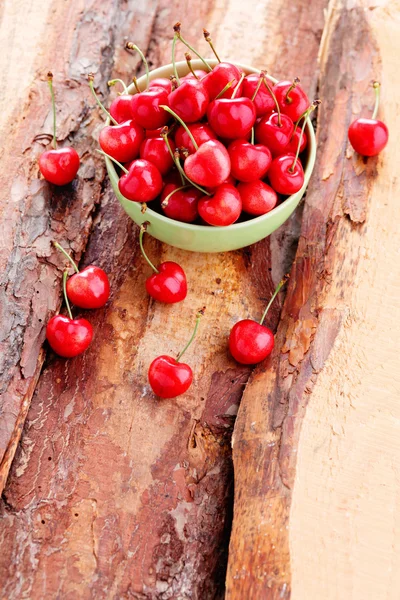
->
[0,0,328,597]
[226,0,400,598]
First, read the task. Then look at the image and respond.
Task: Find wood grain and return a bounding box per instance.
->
[226,0,400,599]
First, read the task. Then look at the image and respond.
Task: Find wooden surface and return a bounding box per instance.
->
[0,0,399,598]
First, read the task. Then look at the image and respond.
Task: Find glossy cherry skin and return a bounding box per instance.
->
[139,137,176,175]
[242,74,276,117]
[228,139,272,182]
[99,120,144,163]
[146,262,187,303]
[255,113,294,157]
[207,97,256,139]
[274,80,309,122]
[268,155,304,195]
[286,126,307,154]
[149,78,173,93]
[119,159,163,202]
[46,315,93,358]
[161,184,201,223]
[131,87,170,130]
[203,62,242,100]
[237,180,278,216]
[145,127,164,138]
[184,140,231,188]
[39,147,80,186]
[348,118,389,156]
[109,95,134,124]
[168,79,209,123]
[182,70,208,81]
[66,266,110,309]
[229,320,274,364]
[148,355,193,398]
[198,184,242,226]
[175,122,217,155]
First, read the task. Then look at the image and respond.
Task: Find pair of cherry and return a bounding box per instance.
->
[46,243,110,358]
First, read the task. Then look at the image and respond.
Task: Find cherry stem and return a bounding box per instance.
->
[160,105,198,150]
[231,72,245,99]
[215,79,234,100]
[96,149,129,174]
[263,77,281,127]
[139,224,159,273]
[259,275,289,325]
[173,150,211,196]
[53,242,79,274]
[203,29,221,63]
[172,34,181,85]
[289,100,320,173]
[132,77,141,94]
[250,127,255,145]
[176,307,205,362]
[47,72,57,149]
[372,81,381,120]
[160,129,185,185]
[161,185,190,208]
[62,270,73,320]
[251,74,264,101]
[108,78,129,94]
[173,22,212,72]
[126,43,150,90]
[285,77,300,104]
[185,52,199,79]
[88,74,118,125]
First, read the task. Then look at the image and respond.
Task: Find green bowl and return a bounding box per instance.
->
[106,59,316,253]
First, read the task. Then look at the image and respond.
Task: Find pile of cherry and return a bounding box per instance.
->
[38,24,388,399]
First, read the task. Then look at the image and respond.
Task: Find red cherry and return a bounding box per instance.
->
[140,224,187,303]
[184,139,231,188]
[207,97,256,139]
[99,120,144,163]
[149,78,173,93]
[203,62,243,100]
[268,155,304,195]
[39,148,80,186]
[161,184,201,223]
[206,174,236,194]
[168,79,209,123]
[119,159,163,202]
[140,136,176,175]
[229,276,288,364]
[255,113,294,156]
[53,242,110,309]
[228,139,272,182]
[237,180,277,216]
[148,356,193,398]
[109,94,134,124]
[229,320,274,364]
[274,78,309,122]
[131,87,170,130]
[286,126,307,154]
[46,315,93,358]
[182,69,208,81]
[175,122,216,155]
[198,183,242,226]
[38,72,80,186]
[148,308,204,398]
[242,74,275,117]
[146,127,165,138]
[348,82,388,156]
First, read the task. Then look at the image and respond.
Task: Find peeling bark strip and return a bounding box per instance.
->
[226,2,381,598]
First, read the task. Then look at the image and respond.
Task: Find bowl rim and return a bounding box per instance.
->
[105,58,316,233]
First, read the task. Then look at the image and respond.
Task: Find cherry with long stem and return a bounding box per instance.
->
[126,42,150,90]
[203,29,221,63]
[173,22,212,72]
[263,75,281,127]
[160,127,185,185]
[88,73,118,125]
[289,100,320,173]
[176,308,205,362]
[285,77,300,104]
[173,149,211,196]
